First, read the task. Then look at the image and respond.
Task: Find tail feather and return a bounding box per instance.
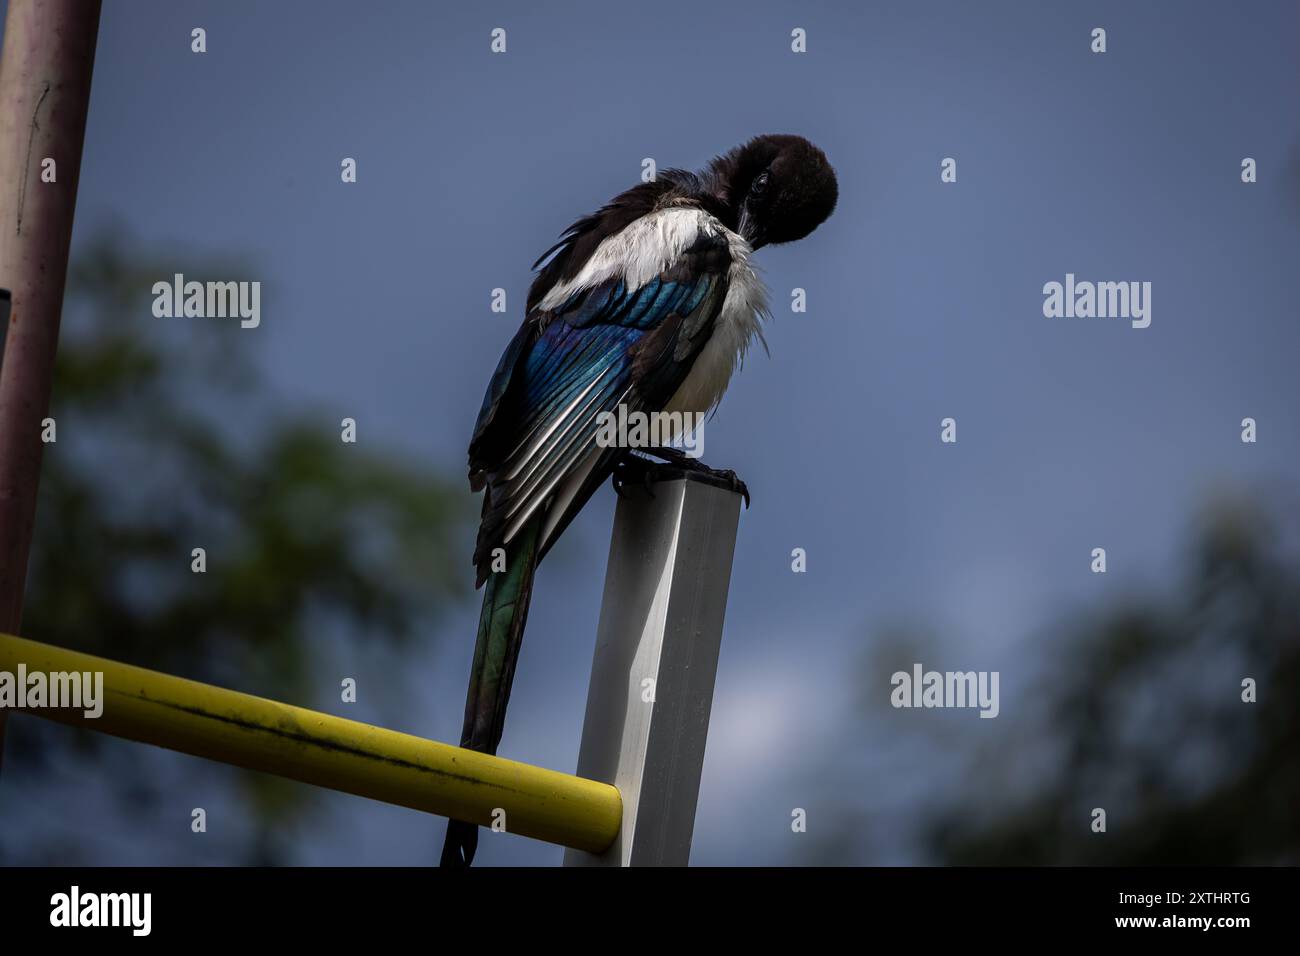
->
[440,515,541,868]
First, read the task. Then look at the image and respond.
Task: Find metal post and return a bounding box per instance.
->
[0,0,103,770]
[563,473,742,866]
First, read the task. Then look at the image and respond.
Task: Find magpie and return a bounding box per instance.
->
[442,134,837,866]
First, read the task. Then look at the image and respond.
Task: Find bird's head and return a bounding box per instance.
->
[708,134,838,250]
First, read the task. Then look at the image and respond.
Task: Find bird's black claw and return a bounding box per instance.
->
[725,472,751,509]
[610,449,750,507]
[704,468,750,508]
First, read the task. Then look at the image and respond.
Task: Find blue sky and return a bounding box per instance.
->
[2,0,1297,864]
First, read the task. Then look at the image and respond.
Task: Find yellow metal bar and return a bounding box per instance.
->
[0,633,621,853]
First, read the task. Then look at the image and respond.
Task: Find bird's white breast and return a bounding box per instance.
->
[663,222,768,418]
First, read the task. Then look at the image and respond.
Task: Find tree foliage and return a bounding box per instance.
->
[5,236,469,862]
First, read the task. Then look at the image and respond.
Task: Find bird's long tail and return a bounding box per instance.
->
[440,515,542,868]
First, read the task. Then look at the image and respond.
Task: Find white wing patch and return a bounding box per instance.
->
[538,206,706,309]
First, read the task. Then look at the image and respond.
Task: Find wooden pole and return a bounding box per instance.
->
[0,0,103,769]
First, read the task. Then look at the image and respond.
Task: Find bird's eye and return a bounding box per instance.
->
[751,171,770,196]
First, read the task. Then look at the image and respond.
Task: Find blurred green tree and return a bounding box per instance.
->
[923,497,1300,864]
[3,234,469,863]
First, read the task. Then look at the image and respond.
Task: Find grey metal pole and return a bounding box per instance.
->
[0,0,103,770]
[563,474,742,866]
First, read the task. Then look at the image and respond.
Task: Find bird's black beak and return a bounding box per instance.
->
[737,203,764,249]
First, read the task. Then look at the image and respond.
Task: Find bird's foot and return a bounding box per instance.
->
[611,447,750,508]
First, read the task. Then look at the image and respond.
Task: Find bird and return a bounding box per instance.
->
[441,134,837,867]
